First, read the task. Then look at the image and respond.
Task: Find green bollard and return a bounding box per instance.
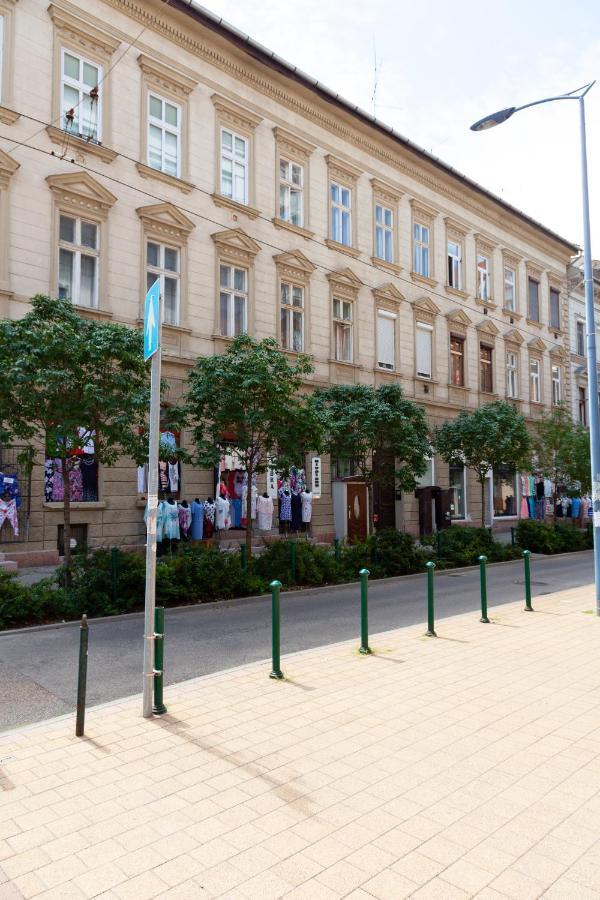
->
[523,549,533,611]
[426,561,436,636]
[269,580,283,679]
[153,606,167,714]
[110,546,118,605]
[359,568,371,654]
[334,538,340,562]
[511,527,516,547]
[240,544,247,574]
[436,531,442,558]
[478,554,490,623]
[290,541,297,583]
[75,614,88,737]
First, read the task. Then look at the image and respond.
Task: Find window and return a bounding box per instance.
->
[579,387,587,425]
[220,128,248,204]
[377,309,396,370]
[280,282,304,352]
[219,264,247,337]
[480,344,493,393]
[416,322,433,379]
[335,457,355,478]
[551,365,562,405]
[416,456,434,488]
[331,182,351,246]
[333,297,353,362]
[576,320,585,357]
[528,277,540,322]
[493,465,518,517]
[58,215,99,308]
[506,350,518,399]
[413,222,430,278]
[375,204,393,264]
[449,463,466,519]
[61,49,101,141]
[147,93,180,178]
[477,254,491,301]
[504,266,516,311]
[530,358,541,403]
[450,335,465,386]
[279,159,303,227]
[549,288,560,330]
[447,241,462,290]
[146,242,180,326]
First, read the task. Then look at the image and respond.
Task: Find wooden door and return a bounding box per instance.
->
[372,448,396,531]
[347,482,367,543]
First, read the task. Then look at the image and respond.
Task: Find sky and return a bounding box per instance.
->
[199,0,600,257]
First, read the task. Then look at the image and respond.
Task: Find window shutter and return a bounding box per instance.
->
[377,311,395,369]
[416,324,432,377]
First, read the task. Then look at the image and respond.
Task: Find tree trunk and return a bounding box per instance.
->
[62,457,72,585]
[367,482,374,537]
[245,464,253,565]
[481,478,486,529]
[553,477,558,523]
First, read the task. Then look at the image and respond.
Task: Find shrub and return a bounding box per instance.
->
[254,540,341,587]
[435,527,521,567]
[516,520,592,554]
[339,529,427,580]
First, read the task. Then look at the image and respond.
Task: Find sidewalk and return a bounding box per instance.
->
[1,587,600,899]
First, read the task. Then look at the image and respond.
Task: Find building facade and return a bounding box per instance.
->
[0,0,578,561]
[567,257,600,429]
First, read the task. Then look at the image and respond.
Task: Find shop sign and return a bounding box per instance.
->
[311,456,322,498]
[266,459,278,498]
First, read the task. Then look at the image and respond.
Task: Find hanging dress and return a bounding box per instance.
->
[257,495,274,531]
[190,500,204,540]
[163,501,180,540]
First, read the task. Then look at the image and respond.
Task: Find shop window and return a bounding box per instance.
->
[416,456,434,487]
[449,462,466,519]
[493,465,518,517]
[480,343,493,393]
[549,288,561,330]
[450,334,465,386]
[330,181,352,247]
[58,215,99,308]
[61,48,101,141]
[220,264,247,337]
[504,266,516,311]
[146,241,180,326]
[413,222,430,278]
[375,203,393,264]
[279,158,303,227]
[377,309,396,371]
[579,387,587,425]
[220,127,248,204]
[335,457,355,478]
[477,254,491,301]
[528,277,540,322]
[147,92,181,178]
[416,322,433,379]
[447,240,462,290]
[57,523,88,557]
[45,428,99,503]
[506,350,518,399]
[576,320,585,357]
[551,364,562,405]
[530,358,541,403]
[333,296,353,362]
[0,447,28,544]
[280,281,304,352]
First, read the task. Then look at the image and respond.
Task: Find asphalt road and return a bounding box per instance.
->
[0,551,593,732]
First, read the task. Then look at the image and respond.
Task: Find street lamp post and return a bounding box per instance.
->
[471,82,600,614]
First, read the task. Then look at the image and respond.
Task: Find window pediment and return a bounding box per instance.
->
[0,149,19,190]
[372,283,404,307]
[326,267,362,299]
[444,215,470,238]
[526,261,543,280]
[370,177,403,205]
[273,127,315,160]
[446,308,472,327]
[528,336,547,352]
[46,171,116,219]
[48,3,121,59]
[136,202,195,242]
[504,328,524,345]
[211,227,260,265]
[211,94,262,132]
[273,249,315,281]
[412,295,440,320]
[325,154,361,184]
[549,343,568,361]
[476,319,499,337]
[409,197,440,221]
[137,54,198,98]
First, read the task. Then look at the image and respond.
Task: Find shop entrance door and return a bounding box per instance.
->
[372,448,396,531]
[347,482,367,543]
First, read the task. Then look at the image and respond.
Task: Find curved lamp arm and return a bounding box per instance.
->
[470,81,595,131]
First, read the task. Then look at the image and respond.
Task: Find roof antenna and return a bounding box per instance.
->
[372,38,378,116]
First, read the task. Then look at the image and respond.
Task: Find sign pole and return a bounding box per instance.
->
[142,285,162,718]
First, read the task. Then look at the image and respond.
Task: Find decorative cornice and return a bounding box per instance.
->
[273,249,316,280]
[370,177,403,205]
[272,127,315,160]
[549,344,568,361]
[446,308,472,327]
[46,126,117,164]
[325,154,362,184]
[504,328,524,345]
[46,171,117,217]
[136,201,195,241]
[408,197,440,220]
[528,336,547,352]
[48,2,121,57]
[372,282,404,307]
[136,162,195,194]
[0,149,19,190]
[444,215,470,238]
[326,267,363,299]
[476,319,499,337]
[502,249,521,269]
[211,226,260,264]
[525,261,544,279]
[137,53,198,98]
[412,295,440,318]
[211,93,262,132]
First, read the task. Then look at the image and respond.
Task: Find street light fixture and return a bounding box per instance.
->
[471,81,600,613]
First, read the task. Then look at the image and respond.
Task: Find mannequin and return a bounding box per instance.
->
[215,493,230,530]
[204,497,216,538]
[300,490,313,531]
[257,492,274,532]
[178,499,192,540]
[278,484,292,534]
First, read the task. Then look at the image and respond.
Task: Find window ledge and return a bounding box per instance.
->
[0,106,20,125]
[75,305,113,320]
[526,318,543,329]
[272,217,314,239]
[371,256,401,276]
[410,271,437,289]
[447,383,471,392]
[501,308,522,320]
[506,396,523,405]
[135,317,192,335]
[548,326,564,336]
[415,375,438,385]
[211,193,260,219]
[46,126,117,163]
[475,297,497,309]
[328,357,361,369]
[446,285,469,300]
[136,162,195,194]
[43,502,106,510]
[324,238,360,259]
[282,347,312,361]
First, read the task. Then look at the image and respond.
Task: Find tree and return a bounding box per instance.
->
[310,383,431,533]
[532,405,588,517]
[434,401,531,527]
[182,335,322,560]
[0,296,150,575]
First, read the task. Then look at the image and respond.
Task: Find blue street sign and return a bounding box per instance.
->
[144,279,160,361]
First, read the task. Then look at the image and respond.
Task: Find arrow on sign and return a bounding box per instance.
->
[146,298,156,342]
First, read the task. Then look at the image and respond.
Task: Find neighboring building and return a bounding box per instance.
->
[567,257,600,428]
[0,0,579,561]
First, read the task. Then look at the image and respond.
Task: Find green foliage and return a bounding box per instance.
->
[310,383,431,491]
[434,527,521,567]
[339,529,428,579]
[515,520,592,554]
[254,540,342,586]
[531,405,582,496]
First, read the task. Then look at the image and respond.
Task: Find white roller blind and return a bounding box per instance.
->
[416,323,432,378]
[377,310,395,370]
